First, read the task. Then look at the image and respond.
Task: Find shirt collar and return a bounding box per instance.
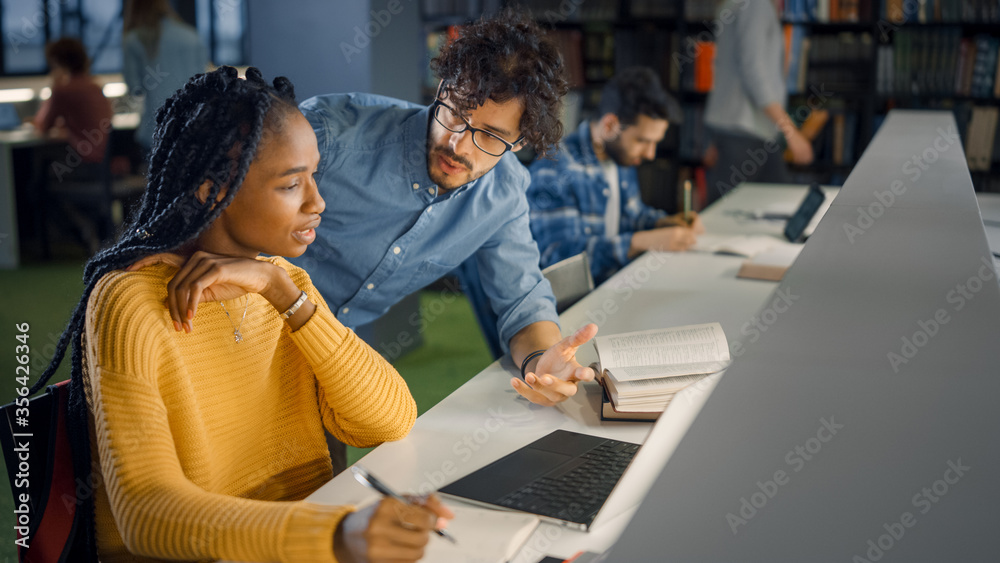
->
[573,121,601,168]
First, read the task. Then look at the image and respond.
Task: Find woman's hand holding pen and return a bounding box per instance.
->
[336,495,454,563]
[125,251,313,332]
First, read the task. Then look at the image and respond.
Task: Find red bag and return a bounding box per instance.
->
[1,380,84,562]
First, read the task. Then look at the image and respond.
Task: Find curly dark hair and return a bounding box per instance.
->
[599,66,681,127]
[430,8,568,157]
[30,66,298,560]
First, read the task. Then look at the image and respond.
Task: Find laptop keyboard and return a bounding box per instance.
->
[494,438,640,525]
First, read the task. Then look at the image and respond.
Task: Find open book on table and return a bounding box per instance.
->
[692,234,800,258]
[593,323,731,415]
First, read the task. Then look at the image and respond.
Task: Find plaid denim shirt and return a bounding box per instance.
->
[527,122,666,284]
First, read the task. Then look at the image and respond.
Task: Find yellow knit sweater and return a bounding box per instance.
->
[81,256,417,562]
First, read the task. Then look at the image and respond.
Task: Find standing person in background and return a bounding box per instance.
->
[123,0,208,152]
[33,37,113,164]
[527,67,704,286]
[704,0,814,207]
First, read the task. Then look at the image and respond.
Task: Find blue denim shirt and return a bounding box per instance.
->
[526,122,666,284]
[291,93,558,351]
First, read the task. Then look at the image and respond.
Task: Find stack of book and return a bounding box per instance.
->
[594,323,732,421]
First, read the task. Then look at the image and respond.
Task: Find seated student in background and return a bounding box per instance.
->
[527,67,704,285]
[293,9,598,408]
[32,37,113,163]
[30,66,450,563]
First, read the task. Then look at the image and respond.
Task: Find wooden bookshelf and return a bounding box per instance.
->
[416,0,1000,201]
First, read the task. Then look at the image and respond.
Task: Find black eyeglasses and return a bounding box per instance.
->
[430,90,524,157]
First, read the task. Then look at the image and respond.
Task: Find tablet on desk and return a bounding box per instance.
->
[783,182,826,242]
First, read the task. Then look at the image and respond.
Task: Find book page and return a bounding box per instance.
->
[594,323,730,379]
[691,234,785,257]
[421,503,539,563]
[608,361,729,381]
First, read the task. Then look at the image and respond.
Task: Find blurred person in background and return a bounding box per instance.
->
[703,0,814,207]
[123,0,209,152]
[527,67,703,285]
[33,37,113,164]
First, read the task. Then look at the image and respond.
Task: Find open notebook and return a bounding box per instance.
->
[421,502,539,563]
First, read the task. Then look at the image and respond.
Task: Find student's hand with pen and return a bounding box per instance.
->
[335,495,454,563]
[628,226,697,257]
[657,211,705,234]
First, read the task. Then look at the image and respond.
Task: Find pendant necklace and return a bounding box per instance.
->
[219,297,249,343]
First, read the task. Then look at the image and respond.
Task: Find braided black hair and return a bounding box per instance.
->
[29,66,298,560]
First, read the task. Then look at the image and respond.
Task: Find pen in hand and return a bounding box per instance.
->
[351,465,457,544]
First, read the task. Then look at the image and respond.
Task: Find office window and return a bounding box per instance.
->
[2,0,48,74]
[195,0,247,67]
[0,0,246,76]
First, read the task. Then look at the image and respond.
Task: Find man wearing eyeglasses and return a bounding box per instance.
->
[292,9,597,408]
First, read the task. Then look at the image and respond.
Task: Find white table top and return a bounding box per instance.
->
[229,182,828,562]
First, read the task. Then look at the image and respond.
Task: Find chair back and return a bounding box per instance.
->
[1,380,85,562]
[542,252,595,314]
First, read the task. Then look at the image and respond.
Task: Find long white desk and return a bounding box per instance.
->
[607,111,1000,561]
[221,183,829,562]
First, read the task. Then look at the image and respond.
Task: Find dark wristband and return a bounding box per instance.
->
[519,350,546,381]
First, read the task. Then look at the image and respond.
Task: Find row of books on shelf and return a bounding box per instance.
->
[881,0,1000,23]
[677,104,708,162]
[785,27,874,94]
[817,111,860,166]
[781,0,869,22]
[875,31,1000,98]
[522,0,620,22]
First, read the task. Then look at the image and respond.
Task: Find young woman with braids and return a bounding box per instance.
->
[30,66,451,563]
